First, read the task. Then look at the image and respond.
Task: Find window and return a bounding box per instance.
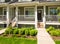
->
[25,7,34,17]
[0,7,7,15]
[49,7,57,15]
[5,0,10,2]
[3,8,7,15]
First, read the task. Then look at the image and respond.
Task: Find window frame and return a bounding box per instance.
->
[48,7,57,15]
[24,7,35,18]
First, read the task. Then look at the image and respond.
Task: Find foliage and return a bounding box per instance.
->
[4,26,13,34]
[57,7,60,16]
[46,26,60,36]
[46,26,55,33]
[30,30,38,36]
[13,29,19,34]
[49,30,60,36]
[19,29,25,35]
[25,29,30,36]
[4,27,38,36]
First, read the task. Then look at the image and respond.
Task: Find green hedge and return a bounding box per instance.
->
[30,30,38,36]
[4,27,38,36]
[46,26,60,36]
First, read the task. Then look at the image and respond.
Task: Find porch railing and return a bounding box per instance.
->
[18,15,35,21]
[0,15,6,21]
[46,15,60,23]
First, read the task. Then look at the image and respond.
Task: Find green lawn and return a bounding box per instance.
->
[0,36,60,44]
[55,40,60,44]
[0,36,37,44]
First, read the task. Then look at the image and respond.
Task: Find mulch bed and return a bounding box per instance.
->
[52,36,60,40]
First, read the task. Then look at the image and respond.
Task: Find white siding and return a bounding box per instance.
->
[0,0,5,2]
[56,0,60,1]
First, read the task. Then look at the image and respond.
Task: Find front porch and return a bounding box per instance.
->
[0,3,60,28]
[46,15,60,25]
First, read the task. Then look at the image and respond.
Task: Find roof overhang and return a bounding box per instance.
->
[9,2,39,6]
[38,1,60,6]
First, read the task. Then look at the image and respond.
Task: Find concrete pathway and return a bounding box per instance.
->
[37,28,55,44]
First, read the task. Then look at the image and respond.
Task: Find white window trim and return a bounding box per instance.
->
[24,7,35,18]
[48,7,57,15]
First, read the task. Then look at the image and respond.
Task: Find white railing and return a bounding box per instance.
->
[18,15,35,21]
[0,15,6,21]
[46,15,60,22]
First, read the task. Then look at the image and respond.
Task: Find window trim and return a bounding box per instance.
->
[24,7,35,18]
[48,7,57,15]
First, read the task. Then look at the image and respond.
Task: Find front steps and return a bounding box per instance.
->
[37,22,44,28]
[37,28,55,44]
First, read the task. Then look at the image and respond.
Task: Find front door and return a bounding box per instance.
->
[37,10,42,22]
[37,10,44,28]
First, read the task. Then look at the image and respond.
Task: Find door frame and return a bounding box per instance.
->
[37,9,43,22]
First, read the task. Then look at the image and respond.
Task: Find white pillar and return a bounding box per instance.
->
[35,5,37,29]
[7,6,9,27]
[43,6,46,28]
[16,6,18,27]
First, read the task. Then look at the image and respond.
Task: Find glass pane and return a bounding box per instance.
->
[50,8,57,15]
[25,8,34,17]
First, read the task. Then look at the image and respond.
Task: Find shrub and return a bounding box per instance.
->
[13,29,19,34]
[25,29,30,36]
[19,29,25,35]
[46,26,55,33]
[29,27,34,30]
[49,30,60,36]
[30,30,38,36]
[4,28,13,35]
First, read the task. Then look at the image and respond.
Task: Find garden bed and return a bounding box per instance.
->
[52,36,60,40]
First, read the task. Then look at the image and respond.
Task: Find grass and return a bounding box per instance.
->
[0,36,37,44]
[55,40,60,44]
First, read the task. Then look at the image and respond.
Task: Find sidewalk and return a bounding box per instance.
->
[37,28,55,44]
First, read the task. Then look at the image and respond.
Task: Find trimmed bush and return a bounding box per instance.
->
[4,28,13,34]
[46,26,55,33]
[30,30,38,36]
[49,30,60,36]
[19,29,25,35]
[13,29,19,34]
[25,29,30,36]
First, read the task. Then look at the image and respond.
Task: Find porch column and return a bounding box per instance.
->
[16,6,18,27]
[7,6,9,27]
[43,6,46,28]
[35,5,37,29]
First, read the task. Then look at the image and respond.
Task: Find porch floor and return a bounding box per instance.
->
[46,22,60,25]
[18,21,35,24]
[0,21,6,24]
